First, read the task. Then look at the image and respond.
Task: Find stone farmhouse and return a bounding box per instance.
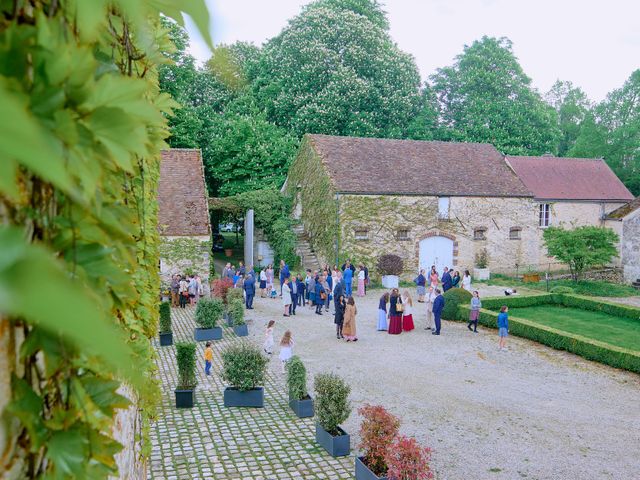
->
[605,197,640,284]
[157,148,211,286]
[285,134,635,279]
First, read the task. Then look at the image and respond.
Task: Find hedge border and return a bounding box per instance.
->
[457,295,640,374]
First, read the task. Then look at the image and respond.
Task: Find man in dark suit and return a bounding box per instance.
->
[244,270,256,309]
[441,267,452,292]
[289,275,298,315]
[432,288,445,335]
[333,276,344,311]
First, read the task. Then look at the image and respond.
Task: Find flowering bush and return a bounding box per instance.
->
[377,254,404,276]
[212,277,234,302]
[385,435,433,480]
[358,404,400,476]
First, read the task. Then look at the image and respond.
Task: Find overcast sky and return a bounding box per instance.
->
[185,0,639,102]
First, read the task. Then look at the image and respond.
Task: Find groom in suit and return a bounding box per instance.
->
[441,267,452,292]
[432,289,445,335]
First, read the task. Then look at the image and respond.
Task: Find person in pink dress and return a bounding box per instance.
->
[429,265,439,289]
[357,265,366,297]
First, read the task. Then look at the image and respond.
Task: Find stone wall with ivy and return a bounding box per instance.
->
[0,2,211,478]
[339,194,540,279]
[160,236,212,287]
[286,137,339,265]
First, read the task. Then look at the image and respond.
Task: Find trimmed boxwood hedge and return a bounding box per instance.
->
[457,293,640,373]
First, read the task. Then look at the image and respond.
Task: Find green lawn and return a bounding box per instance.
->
[507,305,640,352]
[486,275,639,297]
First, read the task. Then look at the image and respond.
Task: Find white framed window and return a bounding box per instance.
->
[539,204,550,227]
[509,227,522,240]
[397,228,410,241]
[438,197,450,219]
[354,228,369,240]
[473,227,487,241]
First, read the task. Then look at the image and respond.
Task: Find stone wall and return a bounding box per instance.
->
[620,209,640,282]
[159,235,211,291]
[110,386,145,480]
[338,194,540,279]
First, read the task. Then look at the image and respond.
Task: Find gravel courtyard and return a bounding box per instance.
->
[245,287,640,480]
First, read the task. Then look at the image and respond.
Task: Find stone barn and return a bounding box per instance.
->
[285,134,633,279]
[606,197,640,285]
[157,148,211,286]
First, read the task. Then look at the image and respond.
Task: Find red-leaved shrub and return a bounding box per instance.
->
[358,404,400,476]
[385,435,433,480]
[211,278,233,303]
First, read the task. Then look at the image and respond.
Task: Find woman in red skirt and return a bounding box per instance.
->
[388,288,403,335]
[401,290,415,331]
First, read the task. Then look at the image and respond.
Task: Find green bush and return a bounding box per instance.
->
[457,305,640,374]
[226,287,244,303]
[221,343,268,391]
[175,342,197,389]
[286,356,308,401]
[550,286,575,294]
[441,288,472,320]
[159,302,171,333]
[481,293,554,310]
[195,298,224,329]
[228,298,245,326]
[314,373,351,436]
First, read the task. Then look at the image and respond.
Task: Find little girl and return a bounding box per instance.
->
[468,291,481,333]
[263,320,275,355]
[279,330,294,372]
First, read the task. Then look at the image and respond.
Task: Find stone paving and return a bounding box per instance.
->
[148,306,353,480]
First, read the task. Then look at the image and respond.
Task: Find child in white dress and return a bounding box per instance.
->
[263,320,275,355]
[279,330,294,373]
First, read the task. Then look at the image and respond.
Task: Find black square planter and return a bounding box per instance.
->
[223,387,264,407]
[233,324,248,337]
[315,423,350,457]
[194,327,222,342]
[289,395,314,418]
[159,332,173,346]
[355,456,388,480]
[175,388,194,408]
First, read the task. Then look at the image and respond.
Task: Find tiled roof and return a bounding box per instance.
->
[607,196,640,219]
[308,134,532,197]
[506,155,634,201]
[158,149,211,236]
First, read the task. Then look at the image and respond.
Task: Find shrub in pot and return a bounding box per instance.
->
[473,248,490,280]
[225,287,244,324]
[287,356,313,418]
[384,435,433,480]
[441,288,472,320]
[314,373,351,457]
[377,254,404,288]
[221,343,268,407]
[229,298,248,336]
[159,302,172,346]
[194,298,223,341]
[175,342,197,408]
[355,404,400,480]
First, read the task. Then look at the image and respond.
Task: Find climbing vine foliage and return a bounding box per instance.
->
[0,1,211,478]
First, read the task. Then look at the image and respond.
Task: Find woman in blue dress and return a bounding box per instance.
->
[377,292,389,331]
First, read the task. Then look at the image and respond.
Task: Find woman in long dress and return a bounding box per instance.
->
[377,292,389,331]
[282,278,292,317]
[462,269,472,291]
[357,266,366,297]
[388,289,403,335]
[401,290,415,332]
[342,297,358,341]
[266,265,274,296]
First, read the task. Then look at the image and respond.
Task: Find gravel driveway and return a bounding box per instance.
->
[242,288,640,480]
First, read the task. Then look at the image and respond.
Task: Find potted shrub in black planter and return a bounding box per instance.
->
[221,343,268,407]
[314,373,351,457]
[175,342,197,408]
[159,301,173,346]
[225,288,244,326]
[229,298,248,337]
[194,297,223,341]
[287,356,313,418]
[355,404,400,480]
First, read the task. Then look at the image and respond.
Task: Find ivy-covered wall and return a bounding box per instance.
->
[286,136,339,265]
[160,236,211,287]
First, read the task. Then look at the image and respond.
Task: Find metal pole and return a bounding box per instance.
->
[244,209,254,269]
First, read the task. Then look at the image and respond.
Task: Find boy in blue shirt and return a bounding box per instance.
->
[497,306,509,350]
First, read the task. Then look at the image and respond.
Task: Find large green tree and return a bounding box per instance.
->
[571,70,640,195]
[430,36,560,154]
[545,80,592,156]
[252,0,422,138]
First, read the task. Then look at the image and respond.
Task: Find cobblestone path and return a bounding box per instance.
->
[147,307,353,480]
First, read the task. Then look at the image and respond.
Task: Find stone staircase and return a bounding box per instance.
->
[293,224,321,271]
[633,278,640,290]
